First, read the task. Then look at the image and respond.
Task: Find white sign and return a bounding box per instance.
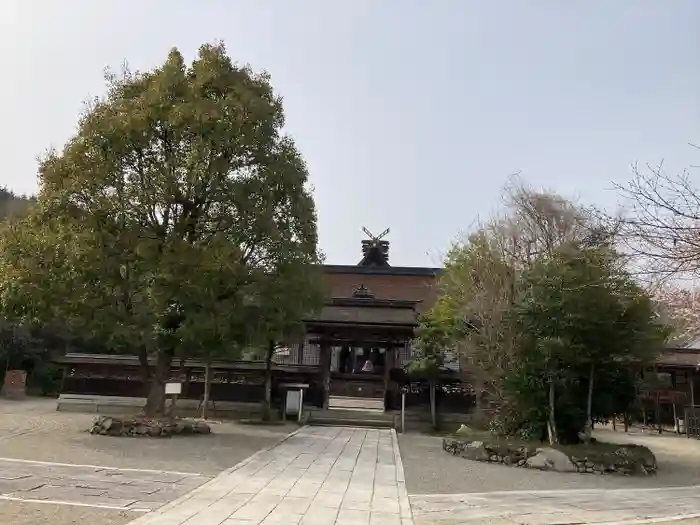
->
[286,390,301,416]
[165,382,182,395]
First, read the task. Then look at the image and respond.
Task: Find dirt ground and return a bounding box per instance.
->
[0,397,296,475]
[0,397,297,525]
[0,501,138,525]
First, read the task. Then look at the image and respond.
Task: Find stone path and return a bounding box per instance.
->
[129,426,412,525]
[410,486,700,524]
[0,457,211,512]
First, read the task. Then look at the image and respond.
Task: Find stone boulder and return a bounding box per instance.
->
[456,424,472,435]
[89,415,211,438]
[526,447,576,473]
[461,441,490,462]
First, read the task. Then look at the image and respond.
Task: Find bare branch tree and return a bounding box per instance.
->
[615,153,700,281]
[491,178,605,268]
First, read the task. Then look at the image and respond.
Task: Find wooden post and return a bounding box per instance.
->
[59,366,67,395]
[401,389,406,433]
[691,372,696,407]
[319,340,331,409]
[384,343,395,410]
[673,401,679,433]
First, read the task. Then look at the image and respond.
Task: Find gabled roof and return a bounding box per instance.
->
[305,283,420,328]
[310,305,418,326]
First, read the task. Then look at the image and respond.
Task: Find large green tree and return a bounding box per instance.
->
[0,43,322,416]
[512,245,668,443]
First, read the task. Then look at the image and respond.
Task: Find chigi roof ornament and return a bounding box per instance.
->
[358,227,391,267]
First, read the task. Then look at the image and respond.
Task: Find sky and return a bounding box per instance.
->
[2,1,698,267]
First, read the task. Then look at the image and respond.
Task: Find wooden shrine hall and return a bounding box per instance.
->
[54,228,476,420]
[298,227,440,411]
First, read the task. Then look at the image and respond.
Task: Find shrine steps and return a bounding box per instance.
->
[328,395,385,412]
[307,395,395,429]
[306,408,395,429]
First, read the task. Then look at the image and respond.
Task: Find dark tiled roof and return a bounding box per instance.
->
[308,305,418,326]
[322,264,442,277]
[657,348,700,368]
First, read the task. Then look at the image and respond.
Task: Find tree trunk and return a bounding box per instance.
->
[583,362,595,442]
[201,361,212,419]
[144,348,173,417]
[429,379,437,430]
[471,371,486,428]
[623,412,630,432]
[263,340,274,421]
[138,347,151,398]
[547,374,558,445]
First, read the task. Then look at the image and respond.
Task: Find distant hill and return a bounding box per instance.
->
[0,187,34,221]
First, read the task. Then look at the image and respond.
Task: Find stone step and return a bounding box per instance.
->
[309,417,395,429]
[307,409,395,429]
[328,396,385,411]
[311,408,391,421]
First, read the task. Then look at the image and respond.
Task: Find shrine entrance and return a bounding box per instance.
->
[302,228,424,411]
[305,283,418,410]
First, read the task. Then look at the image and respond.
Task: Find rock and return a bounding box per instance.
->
[442,438,466,455]
[88,416,212,438]
[461,441,490,462]
[456,424,472,435]
[526,447,576,473]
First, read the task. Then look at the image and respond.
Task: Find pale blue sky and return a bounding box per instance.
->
[2,1,698,266]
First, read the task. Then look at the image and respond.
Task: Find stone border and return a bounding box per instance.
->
[390,429,413,520]
[443,437,657,476]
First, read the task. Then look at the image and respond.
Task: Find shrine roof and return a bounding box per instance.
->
[322,264,441,277]
[306,304,418,327]
[657,347,700,368]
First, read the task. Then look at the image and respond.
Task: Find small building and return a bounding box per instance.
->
[638,342,700,428]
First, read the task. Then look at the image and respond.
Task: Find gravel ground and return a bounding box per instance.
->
[0,501,138,525]
[398,428,700,495]
[0,398,296,475]
[0,397,297,524]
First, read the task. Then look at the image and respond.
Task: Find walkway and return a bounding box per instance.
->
[129,426,412,525]
[410,486,700,524]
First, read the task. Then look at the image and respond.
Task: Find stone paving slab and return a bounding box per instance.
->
[128,426,413,525]
[0,458,211,512]
[409,486,700,524]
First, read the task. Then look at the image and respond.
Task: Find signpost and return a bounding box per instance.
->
[165,382,182,418]
[280,383,309,423]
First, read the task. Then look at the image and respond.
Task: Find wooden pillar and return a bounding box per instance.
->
[59,365,67,395]
[383,343,395,411]
[297,342,304,365]
[690,371,695,407]
[319,339,331,409]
